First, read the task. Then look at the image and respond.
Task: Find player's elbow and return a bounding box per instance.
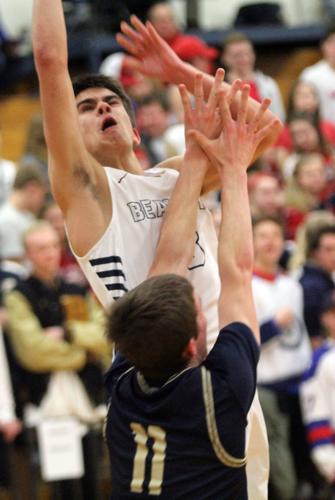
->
[221,251,253,286]
[34,45,66,71]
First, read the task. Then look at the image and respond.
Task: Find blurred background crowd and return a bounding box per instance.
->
[1,1,335,499]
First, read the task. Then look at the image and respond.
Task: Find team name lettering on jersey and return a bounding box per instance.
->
[127,199,169,222]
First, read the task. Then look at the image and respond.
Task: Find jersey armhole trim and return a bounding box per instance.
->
[201,366,247,468]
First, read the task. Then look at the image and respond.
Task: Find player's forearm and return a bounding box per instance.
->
[32,0,68,70]
[149,161,207,277]
[218,169,253,284]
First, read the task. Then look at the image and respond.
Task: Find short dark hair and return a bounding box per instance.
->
[107,274,197,381]
[72,73,136,127]
[252,214,284,234]
[306,224,335,257]
[13,164,46,190]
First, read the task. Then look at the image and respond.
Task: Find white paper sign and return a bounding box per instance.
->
[37,418,84,481]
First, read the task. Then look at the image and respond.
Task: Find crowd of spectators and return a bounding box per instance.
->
[1,1,335,499]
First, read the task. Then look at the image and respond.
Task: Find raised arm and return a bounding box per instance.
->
[32,0,110,255]
[193,87,279,342]
[149,74,218,277]
[117,16,282,155]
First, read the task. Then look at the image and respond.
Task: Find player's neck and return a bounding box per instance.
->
[101,150,144,175]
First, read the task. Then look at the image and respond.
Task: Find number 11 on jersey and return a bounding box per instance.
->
[130,423,167,496]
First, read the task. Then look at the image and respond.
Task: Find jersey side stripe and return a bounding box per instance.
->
[106,283,128,292]
[97,270,126,279]
[89,255,128,295]
[89,256,122,266]
[201,367,247,468]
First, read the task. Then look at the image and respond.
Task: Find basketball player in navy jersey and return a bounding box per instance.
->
[105,84,278,499]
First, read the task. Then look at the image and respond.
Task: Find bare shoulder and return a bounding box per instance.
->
[50,157,113,257]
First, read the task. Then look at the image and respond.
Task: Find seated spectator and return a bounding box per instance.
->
[300,290,335,489]
[136,91,181,165]
[252,215,311,500]
[298,224,335,348]
[277,80,335,152]
[0,328,21,443]
[146,2,186,50]
[21,114,48,179]
[284,153,328,239]
[4,221,110,499]
[300,25,335,125]
[0,129,16,206]
[289,210,335,271]
[173,35,218,75]
[0,165,47,263]
[99,51,161,106]
[221,32,285,121]
[282,113,335,180]
[41,201,87,287]
[248,172,284,219]
[0,19,34,90]
[0,326,22,490]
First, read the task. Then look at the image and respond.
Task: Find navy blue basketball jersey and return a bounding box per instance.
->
[105,322,259,499]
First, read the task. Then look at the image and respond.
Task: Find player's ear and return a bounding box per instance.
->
[182,338,197,361]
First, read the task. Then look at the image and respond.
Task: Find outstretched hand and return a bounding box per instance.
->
[190,85,281,175]
[116,15,181,82]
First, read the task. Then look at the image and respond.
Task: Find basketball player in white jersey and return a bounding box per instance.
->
[32,2,282,497]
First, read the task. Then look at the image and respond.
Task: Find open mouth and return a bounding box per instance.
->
[101,116,117,132]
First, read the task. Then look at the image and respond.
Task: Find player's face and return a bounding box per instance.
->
[75,87,140,164]
[253,221,284,268]
[193,293,207,363]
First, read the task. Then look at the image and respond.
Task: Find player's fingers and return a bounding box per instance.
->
[130,15,148,36]
[194,73,204,113]
[249,98,271,132]
[129,15,153,50]
[178,84,193,124]
[218,89,231,127]
[189,130,214,161]
[120,21,143,44]
[237,84,250,125]
[207,68,225,113]
[146,21,165,46]
[116,33,139,56]
[226,78,242,107]
[255,118,281,144]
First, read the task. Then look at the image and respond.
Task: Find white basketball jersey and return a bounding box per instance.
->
[73,166,220,348]
[70,165,269,500]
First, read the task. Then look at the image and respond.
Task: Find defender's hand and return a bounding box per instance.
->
[190,85,281,173]
[116,15,182,83]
